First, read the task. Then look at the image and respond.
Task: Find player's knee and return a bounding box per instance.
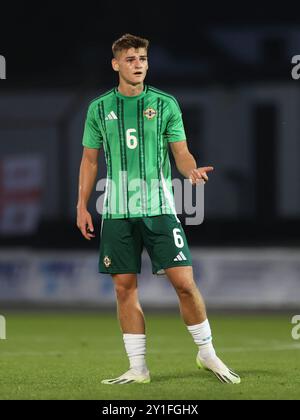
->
[175,280,196,297]
[115,283,136,302]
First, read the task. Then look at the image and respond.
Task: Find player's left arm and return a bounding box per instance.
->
[170,140,214,184]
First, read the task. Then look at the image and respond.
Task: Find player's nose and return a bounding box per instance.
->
[135,59,144,67]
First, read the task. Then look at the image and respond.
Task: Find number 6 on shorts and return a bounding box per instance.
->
[173,228,184,248]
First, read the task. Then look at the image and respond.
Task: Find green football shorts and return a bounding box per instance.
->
[99,214,192,275]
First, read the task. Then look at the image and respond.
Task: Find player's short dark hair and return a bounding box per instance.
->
[112,34,149,57]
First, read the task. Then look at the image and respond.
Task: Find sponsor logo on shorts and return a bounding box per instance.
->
[174,252,187,262]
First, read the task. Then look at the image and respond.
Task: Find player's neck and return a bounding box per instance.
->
[117,82,144,97]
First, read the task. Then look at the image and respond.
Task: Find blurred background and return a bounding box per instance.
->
[1,1,300,311]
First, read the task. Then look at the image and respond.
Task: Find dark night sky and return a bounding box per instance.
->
[1,1,300,87]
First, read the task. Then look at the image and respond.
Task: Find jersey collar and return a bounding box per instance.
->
[114,85,148,100]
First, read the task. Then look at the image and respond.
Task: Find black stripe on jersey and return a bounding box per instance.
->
[160,99,167,212]
[156,98,166,213]
[156,98,162,211]
[117,98,129,217]
[141,99,147,216]
[120,99,129,216]
[98,102,112,218]
[101,101,113,219]
[98,102,107,136]
[105,140,113,219]
[137,98,147,217]
[159,99,166,212]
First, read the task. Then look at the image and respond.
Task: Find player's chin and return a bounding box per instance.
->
[131,74,145,83]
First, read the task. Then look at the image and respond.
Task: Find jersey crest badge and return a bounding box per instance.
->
[103,256,112,268]
[144,108,157,120]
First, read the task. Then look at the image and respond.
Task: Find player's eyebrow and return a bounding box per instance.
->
[126,55,148,59]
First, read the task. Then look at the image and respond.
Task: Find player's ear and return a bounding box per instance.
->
[112,58,119,72]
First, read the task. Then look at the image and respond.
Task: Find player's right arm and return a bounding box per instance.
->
[77,102,103,240]
[166,97,214,184]
[77,147,99,240]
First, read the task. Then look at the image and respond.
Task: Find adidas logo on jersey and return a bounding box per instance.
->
[174,251,187,262]
[105,111,118,120]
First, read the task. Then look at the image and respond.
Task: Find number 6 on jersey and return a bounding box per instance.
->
[126,128,138,149]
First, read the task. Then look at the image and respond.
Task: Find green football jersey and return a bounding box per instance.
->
[82,85,186,219]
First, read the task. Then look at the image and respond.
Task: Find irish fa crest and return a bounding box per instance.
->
[144,108,157,120]
[103,256,111,268]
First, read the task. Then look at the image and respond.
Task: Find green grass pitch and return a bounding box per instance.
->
[0,312,299,400]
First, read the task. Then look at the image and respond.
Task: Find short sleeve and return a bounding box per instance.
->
[164,99,186,143]
[82,103,103,149]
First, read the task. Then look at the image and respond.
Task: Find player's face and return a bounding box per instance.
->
[112,48,148,85]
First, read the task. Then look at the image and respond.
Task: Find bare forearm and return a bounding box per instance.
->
[77,158,98,210]
[171,141,214,185]
[175,152,197,178]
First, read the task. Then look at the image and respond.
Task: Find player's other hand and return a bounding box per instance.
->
[189,166,214,185]
[76,207,95,240]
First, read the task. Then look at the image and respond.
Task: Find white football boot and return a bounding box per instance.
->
[101,368,150,385]
[196,352,241,384]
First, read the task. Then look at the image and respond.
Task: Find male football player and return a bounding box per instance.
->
[77,34,240,385]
